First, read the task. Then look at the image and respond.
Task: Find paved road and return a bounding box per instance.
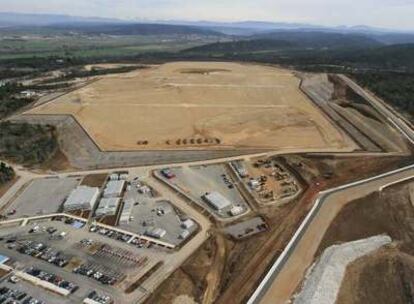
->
[248,164,414,304]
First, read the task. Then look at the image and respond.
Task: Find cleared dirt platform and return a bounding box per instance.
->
[27,62,356,152]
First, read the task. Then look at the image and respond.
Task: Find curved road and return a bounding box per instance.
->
[248,164,414,304]
[248,73,414,304]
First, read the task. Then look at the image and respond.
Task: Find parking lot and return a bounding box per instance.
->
[157,164,250,219]
[119,177,198,246]
[3,177,81,219]
[0,277,74,304]
[0,219,164,304]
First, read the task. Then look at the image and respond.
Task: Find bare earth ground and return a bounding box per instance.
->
[27,62,356,152]
[318,182,414,304]
[336,248,414,304]
[144,156,407,304]
[249,159,413,304]
[145,237,217,304]
[38,148,72,172]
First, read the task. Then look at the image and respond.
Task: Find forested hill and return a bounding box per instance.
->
[38,23,224,36]
[182,39,296,53]
[182,32,383,55]
[250,31,383,49]
[343,44,414,71]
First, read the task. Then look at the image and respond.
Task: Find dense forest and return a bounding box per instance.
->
[183,39,296,53]
[0,122,58,165]
[0,83,33,119]
[351,72,414,122]
[0,162,14,185]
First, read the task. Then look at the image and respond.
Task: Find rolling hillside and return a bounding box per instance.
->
[251,31,383,49]
[182,39,295,53]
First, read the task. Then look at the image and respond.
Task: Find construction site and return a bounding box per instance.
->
[24,62,356,153]
[1,60,413,304]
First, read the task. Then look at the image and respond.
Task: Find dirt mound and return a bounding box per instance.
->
[318,182,414,256]
[337,249,414,304]
[318,182,414,304]
[179,68,230,74]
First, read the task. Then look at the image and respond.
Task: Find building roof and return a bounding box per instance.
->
[202,191,232,210]
[95,197,121,215]
[181,219,195,229]
[103,180,125,197]
[0,255,9,264]
[65,186,100,209]
[179,230,191,239]
[145,227,167,238]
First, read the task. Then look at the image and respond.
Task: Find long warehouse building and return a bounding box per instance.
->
[202,191,232,211]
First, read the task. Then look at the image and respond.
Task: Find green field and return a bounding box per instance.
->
[0,35,214,59]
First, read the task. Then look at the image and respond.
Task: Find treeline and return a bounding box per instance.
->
[0,122,58,165]
[183,39,296,54]
[0,83,33,119]
[40,65,145,84]
[0,68,31,81]
[0,162,14,185]
[351,72,414,122]
[179,40,414,73]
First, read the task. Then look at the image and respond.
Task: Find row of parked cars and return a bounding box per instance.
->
[25,267,78,294]
[12,240,70,268]
[89,225,153,249]
[73,264,117,286]
[86,291,113,304]
[0,286,44,304]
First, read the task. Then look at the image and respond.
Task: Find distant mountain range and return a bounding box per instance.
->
[1,12,414,44]
[1,12,413,33]
[0,12,128,27]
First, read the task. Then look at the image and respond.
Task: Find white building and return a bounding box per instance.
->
[179,230,191,240]
[95,197,121,216]
[20,90,36,98]
[230,206,245,216]
[202,192,232,211]
[103,180,125,198]
[64,186,100,211]
[181,219,195,229]
[109,174,119,181]
[119,199,134,224]
[248,179,260,190]
[119,173,129,180]
[145,227,167,239]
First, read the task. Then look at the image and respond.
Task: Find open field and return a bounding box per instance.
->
[0,35,210,60]
[27,62,356,152]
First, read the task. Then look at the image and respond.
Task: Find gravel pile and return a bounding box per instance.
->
[293,235,392,304]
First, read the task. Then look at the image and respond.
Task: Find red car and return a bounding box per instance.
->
[161,169,176,179]
[7,209,16,216]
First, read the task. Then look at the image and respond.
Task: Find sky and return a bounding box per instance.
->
[1,0,414,30]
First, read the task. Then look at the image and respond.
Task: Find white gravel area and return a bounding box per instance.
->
[293,235,392,304]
